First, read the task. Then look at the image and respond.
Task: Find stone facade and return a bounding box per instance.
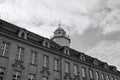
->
[0,19,120,80]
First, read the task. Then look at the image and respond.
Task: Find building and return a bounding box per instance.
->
[0,19,120,80]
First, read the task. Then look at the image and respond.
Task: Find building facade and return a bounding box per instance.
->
[0,19,120,80]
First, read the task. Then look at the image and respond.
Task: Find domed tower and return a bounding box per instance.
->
[51,24,71,47]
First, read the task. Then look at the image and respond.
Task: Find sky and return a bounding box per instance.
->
[0,0,120,70]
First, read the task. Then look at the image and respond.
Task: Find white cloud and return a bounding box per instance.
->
[0,0,120,37]
[87,40,120,70]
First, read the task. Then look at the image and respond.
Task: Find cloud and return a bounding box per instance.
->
[0,0,120,37]
[87,40,120,70]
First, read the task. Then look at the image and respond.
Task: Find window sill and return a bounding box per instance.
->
[15,59,24,63]
[0,55,8,59]
[42,67,49,69]
[29,63,37,66]
[53,69,60,72]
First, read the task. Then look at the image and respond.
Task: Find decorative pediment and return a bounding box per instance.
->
[18,28,28,39]
[12,60,25,70]
[40,68,51,76]
[63,73,72,80]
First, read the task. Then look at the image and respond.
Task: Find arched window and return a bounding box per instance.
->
[80,54,85,61]
[42,39,50,48]
[18,29,28,39]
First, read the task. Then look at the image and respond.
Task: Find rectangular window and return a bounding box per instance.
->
[12,71,21,80]
[1,41,9,57]
[82,67,86,77]
[16,47,24,61]
[111,76,114,80]
[73,64,78,75]
[65,62,70,73]
[43,55,49,68]
[0,67,5,80]
[96,71,99,80]
[115,77,119,80]
[89,69,93,79]
[101,73,105,80]
[54,58,59,71]
[106,75,110,80]
[28,74,35,80]
[43,76,48,80]
[31,51,37,64]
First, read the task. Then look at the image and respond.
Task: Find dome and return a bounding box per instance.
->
[54,27,66,35]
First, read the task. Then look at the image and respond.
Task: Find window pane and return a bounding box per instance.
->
[65,62,70,73]
[43,77,48,80]
[73,65,78,75]
[16,47,24,61]
[31,51,37,64]
[28,74,35,80]
[0,67,5,80]
[89,69,93,79]
[106,75,110,80]
[82,67,86,77]
[96,72,99,80]
[101,73,105,80]
[1,41,9,56]
[54,58,59,70]
[43,55,49,68]
[13,71,21,80]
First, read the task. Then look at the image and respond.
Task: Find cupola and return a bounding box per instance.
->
[51,23,71,47]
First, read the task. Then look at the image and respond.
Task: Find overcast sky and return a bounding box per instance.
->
[0,0,120,70]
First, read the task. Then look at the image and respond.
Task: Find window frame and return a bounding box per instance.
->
[43,55,49,68]
[82,67,86,78]
[0,41,9,57]
[16,46,24,61]
[30,51,37,65]
[65,62,70,73]
[54,58,59,71]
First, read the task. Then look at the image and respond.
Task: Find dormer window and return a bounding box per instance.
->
[104,63,109,69]
[110,66,117,72]
[80,54,85,61]
[18,28,28,39]
[63,47,70,55]
[93,59,98,66]
[42,39,50,48]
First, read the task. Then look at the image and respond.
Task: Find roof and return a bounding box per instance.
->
[0,19,120,75]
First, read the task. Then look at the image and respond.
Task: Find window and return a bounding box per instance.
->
[73,64,78,75]
[65,62,70,73]
[96,71,99,80]
[16,47,24,61]
[82,67,86,77]
[12,71,21,80]
[1,41,9,57]
[54,58,59,71]
[28,74,35,80]
[43,55,49,68]
[111,76,114,80]
[31,51,37,64]
[115,77,119,80]
[43,76,48,80]
[0,68,5,80]
[106,75,110,80]
[101,73,105,80]
[89,69,93,79]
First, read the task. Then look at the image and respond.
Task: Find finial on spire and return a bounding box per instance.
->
[58,20,61,28]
